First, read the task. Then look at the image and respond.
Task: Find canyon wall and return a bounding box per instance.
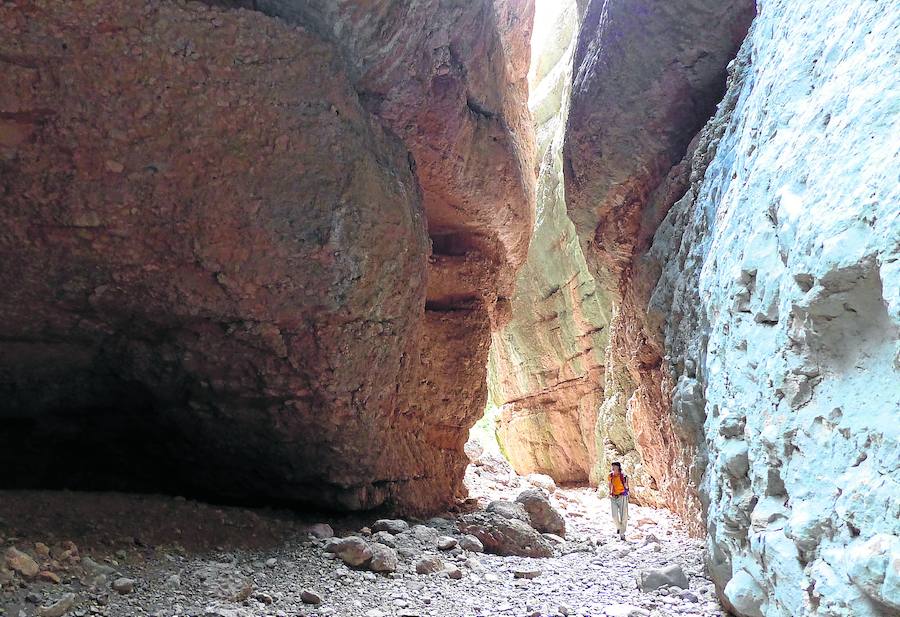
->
[488,0,612,486]
[648,1,900,614]
[565,0,899,614]
[0,0,534,514]
[564,0,755,518]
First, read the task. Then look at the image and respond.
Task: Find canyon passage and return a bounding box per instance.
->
[1,1,898,617]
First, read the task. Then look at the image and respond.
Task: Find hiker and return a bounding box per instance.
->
[608,461,629,540]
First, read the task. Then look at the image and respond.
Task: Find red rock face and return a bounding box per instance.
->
[0,0,534,514]
[563,0,754,531]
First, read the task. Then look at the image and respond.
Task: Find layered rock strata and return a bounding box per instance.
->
[489,0,611,486]
[0,0,535,513]
[563,0,755,521]
[647,2,900,614]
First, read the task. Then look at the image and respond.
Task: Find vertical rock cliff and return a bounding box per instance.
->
[0,0,535,514]
[489,0,612,486]
[649,1,900,614]
[564,0,899,614]
[564,0,755,517]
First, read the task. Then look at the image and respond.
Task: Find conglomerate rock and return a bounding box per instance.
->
[0,0,535,514]
[489,0,610,486]
[563,0,754,522]
[647,2,900,614]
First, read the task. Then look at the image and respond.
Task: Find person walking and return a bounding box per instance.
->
[608,461,629,540]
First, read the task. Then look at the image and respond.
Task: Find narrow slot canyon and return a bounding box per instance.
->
[1,1,898,617]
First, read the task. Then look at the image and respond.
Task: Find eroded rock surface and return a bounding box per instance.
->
[646,2,900,614]
[0,0,535,514]
[490,0,611,486]
[563,0,755,520]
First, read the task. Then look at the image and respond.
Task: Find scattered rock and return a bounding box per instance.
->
[637,564,689,591]
[542,533,566,545]
[34,542,51,558]
[38,570,61,584]
[459,534,484,553]
[302,523,334,539]
[37,593,76,617]
[371,531,397,547]
[410,525,439,544]
[723,569,766,617]
[516,489,566,537]
[368,543,398,573]
[332,536,373,567]
[81,557,116,577]
[415,555,444,575]
[252,591,273,605]
[436,536,458,551]
[372,520,409,534]
[300,589,322,604]
[513,568,542,579]
[464,439,484,463]
[111,577,135,594]
[458,512,554,558]
[5,547,40,578]
[445,566,463,580]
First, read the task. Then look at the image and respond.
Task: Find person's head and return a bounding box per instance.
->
[611,462,622,475]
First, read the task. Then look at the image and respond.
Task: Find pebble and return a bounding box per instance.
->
[300,589,322,604]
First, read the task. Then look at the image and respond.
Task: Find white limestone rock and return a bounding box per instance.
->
[649,1,900,615]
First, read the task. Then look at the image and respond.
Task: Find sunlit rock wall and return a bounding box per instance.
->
[649,1,900,615]
[489,0,613,486]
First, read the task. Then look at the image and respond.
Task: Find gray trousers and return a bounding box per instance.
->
[611,494,629,533]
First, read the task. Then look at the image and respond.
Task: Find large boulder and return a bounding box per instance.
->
[515,490,566,537]
[458,512,554,558]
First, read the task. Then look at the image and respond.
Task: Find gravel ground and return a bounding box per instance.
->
[0,461,727,617]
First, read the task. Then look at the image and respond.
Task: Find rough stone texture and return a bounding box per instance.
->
[646,1,900,615]
[490,0,611,486]
[485,499,530,523]
[563,0,755,518]
[0,0,535,515]
[515,489,566,537]
[457,511,554,558]
[636,564,690,592]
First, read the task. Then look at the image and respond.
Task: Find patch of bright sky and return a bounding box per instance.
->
[529,0,574,84]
